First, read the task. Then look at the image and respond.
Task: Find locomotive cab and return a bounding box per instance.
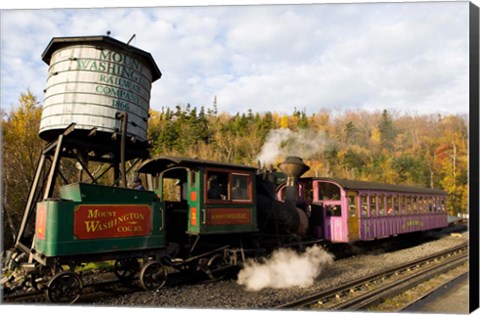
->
[138,156,259,258]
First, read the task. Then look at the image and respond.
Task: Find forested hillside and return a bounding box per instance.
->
[1,92,469,247]
[148,103,468,217]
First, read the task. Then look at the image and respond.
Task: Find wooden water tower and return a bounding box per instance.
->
[15,35,162,252]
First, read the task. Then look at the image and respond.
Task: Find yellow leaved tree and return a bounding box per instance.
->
[2,91,43,248]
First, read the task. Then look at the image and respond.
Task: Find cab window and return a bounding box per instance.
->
[207,171,228,200]
[162,178,182,202]
[232,174,250,200]
[206,170,252,203]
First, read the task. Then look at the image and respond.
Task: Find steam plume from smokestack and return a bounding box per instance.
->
[256,128,331,166]
[236,245,334,291]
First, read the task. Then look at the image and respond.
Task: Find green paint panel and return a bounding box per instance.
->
[34,184,166,257]
[60,182,156,203]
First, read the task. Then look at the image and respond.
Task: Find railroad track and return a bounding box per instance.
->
[2,276,131,304]
[275,242,469,311]
[2,268,219,304]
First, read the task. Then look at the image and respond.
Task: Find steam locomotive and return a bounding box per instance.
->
[6,154,448,303]
[2,35,448,304]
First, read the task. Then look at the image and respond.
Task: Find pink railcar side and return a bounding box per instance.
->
[280,177,449,243]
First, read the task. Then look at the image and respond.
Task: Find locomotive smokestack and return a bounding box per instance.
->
[278,156,310,204]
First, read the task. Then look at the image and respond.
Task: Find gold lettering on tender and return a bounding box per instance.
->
[87,209,117,218]
[83,208,145,233]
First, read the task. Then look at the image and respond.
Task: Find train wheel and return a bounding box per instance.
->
[139,261,167,291]
[114,258,140,282]
[45,270,83,304]
[205,254,228,281]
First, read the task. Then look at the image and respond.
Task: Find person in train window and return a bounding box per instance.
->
[362,205,368,217]
[208,176,222,199]
[208,175,227,200]
[133,178,145,190]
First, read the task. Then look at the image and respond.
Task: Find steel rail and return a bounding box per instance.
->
[330,250,468,310]
[1,290,45,303]
[275,242,468,310]
[393,269,469,312]
[2,276,123,304]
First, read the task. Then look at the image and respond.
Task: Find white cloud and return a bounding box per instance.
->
[0,1,470,116]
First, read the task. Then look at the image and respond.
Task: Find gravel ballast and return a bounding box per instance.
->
[93,228,469,310]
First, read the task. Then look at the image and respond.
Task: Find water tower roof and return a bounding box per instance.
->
[41,35,162,81]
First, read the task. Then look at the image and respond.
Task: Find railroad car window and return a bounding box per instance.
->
[370,194,377,216]
[404,196,409,214]
[232,174,250,200]
[393,196,400,215]
[405,196,410,213]
[304,181,313,202]
[412,196,418,213]
[348,195,357,217]
[360,194,368,217]
[431,197,436,212]
[378,194,385,216]
[318,182,340,200]
[395,195,405,214]
[326,204,341,217]
[207,171,229,200]
[386,195,393,215]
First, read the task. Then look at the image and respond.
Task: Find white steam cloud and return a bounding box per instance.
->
[236,245,334,291]
[256,128,331,166]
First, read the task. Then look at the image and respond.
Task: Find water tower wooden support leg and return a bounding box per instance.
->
[43,134,64,200]
[14,154,46,252]
[117,111,128,188]
[72,152,97,184]
[14,125,75,254]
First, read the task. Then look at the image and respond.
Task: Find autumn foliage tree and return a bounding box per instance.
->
[2,91,43,248]
[146,106,468,216]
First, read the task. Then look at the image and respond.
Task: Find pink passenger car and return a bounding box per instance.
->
[279,177,449,243]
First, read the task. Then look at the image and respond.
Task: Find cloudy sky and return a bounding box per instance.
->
[0,0,473,116]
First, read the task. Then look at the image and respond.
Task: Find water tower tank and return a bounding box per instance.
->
[39,35,161,143]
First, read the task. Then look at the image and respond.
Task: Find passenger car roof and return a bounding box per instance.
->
[302,177,446,195]
[138,156,257,175]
